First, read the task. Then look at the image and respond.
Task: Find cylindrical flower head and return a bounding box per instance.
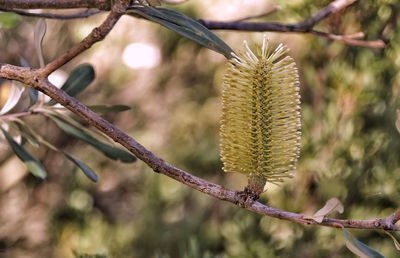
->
[220,38,301,186]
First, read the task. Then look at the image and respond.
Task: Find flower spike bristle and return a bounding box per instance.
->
[220,37,301,195]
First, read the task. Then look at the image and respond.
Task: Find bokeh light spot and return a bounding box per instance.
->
[122,43,161,69]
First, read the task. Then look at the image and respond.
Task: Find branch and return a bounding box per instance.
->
[198,0,385,48]
[0,7,103,19]
[0,0,396,233]
[311,30,385,48]
[1,0,384,47]
[299,0,356,28]
[36,1,127,77]
[0,109,39,120]
[230,6,278,23]
[200,0,354,32]
[0,63,398,231]
[0,0,110,10]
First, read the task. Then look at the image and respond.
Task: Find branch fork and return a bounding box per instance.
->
[0,0,397,234]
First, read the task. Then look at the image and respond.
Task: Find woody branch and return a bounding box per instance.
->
[0,0,398,231]
[0,0,385,47]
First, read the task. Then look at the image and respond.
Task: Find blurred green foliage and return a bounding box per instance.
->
[0,12,21,29]
[0,0,400,257]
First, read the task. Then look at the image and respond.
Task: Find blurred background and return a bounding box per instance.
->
[0,0,399,257]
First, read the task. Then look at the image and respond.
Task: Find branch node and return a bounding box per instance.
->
[235,187,260,208]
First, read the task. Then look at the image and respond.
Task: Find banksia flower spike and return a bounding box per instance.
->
[220,37,301,198]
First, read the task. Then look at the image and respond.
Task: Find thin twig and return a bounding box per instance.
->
[231,6,278,23]
[160,0,188,4]
[1,0,384,48]
[0,63,398,231]
[0,0,395,232]
[0,0,110,10]
[198,0,384,48]
[0,109,39,120]
[37,1,127,77]
[200,0,355,32]
[0,8,103,19]
[311,30,385,48]
[299,0,356,28]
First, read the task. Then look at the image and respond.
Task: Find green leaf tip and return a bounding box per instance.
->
[1,128,47,179]
[48,63,95,105]
[127,6,234,58]
[49,115,137,163]
[342,228,385,258]
[65,153,98,182]
[220,37,301,187]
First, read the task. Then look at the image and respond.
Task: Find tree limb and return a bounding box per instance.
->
[1,0,384,47]
[0,7,103,19]
[0,0,110,10]
[0,63,398,231]
[198,0,384,48]
[37,0,126,77]
[0,0,396,233]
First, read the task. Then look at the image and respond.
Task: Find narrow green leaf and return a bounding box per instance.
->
[342,228,385,258]
[88,104,131,113]
[49,115,136,163]
[13,119,47,149]
[384,231,400,251]
[354,238,386,258]
[34,18,46,68]
[48,64,95,105]
[2,128,46,179]
[128,6,234,58]
[64,153,98,182]
[13,123,40,148]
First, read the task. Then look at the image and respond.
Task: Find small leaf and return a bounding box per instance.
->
[128,6,234,58]
[34,18,46,68]
[48,64,95,105]
[64,153,98,182]
[49,115,136,163]
[354,238,386,258]
[0,81,25,115]
[311,197,344,223]
[14,120,98,182]
[384,231,400,251]
[342,228,385,258]
[28,88,39,106]
[13,119,45,149]
[88,104,131,113]
[13,122,40,148]
[2,128,46,179]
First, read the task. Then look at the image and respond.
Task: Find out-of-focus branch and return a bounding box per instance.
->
[1,0,385,47]
[0,0,396,233]
[0,7,103,19]
[0,0,110,10]
[0,109,39,120]
[36,1,127,77]
[311,30,385,48]
[199,0,385,48]
[0,62,398,231]
[200,0,355,32]
[230,6,278,23]
[299,0,356,28]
